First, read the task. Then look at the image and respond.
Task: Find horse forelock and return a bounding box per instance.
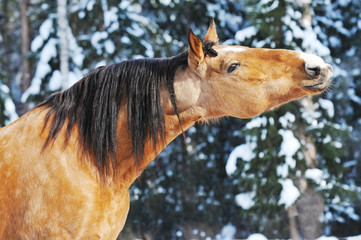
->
[37,51,188,179]
[202,41,218,57]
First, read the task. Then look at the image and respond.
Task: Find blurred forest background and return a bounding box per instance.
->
[1,0,361,239]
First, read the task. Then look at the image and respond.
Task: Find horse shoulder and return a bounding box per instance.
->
[0,108,130,239]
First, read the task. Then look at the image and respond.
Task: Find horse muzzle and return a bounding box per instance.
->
[299,53,334,93]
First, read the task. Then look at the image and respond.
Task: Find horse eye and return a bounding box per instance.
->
[227,62,241,73]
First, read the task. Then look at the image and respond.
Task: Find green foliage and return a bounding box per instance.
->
[1,0,360,238]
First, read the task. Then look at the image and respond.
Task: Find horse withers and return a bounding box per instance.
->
[0,20,332,239]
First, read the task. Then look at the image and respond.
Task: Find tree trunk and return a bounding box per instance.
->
[287,205,300,240]
[20,0,31,115]
[1,0,11,88]
[293,1,325,239]
[57,0,69,90]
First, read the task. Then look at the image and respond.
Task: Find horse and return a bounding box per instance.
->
[0,19,333,239]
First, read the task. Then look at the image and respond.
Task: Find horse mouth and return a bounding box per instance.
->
[301,64,333,93]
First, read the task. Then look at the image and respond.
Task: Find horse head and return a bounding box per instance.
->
[174,19,333,119]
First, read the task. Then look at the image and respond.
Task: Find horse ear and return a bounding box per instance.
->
[188,29,204,72]
[204,18,219,44]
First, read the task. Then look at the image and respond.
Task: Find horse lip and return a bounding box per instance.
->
[301,64,333,92]
[301,82,327,92]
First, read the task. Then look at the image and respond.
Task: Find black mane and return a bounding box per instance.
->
[37,51,188,177]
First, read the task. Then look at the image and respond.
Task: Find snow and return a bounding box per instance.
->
[0,84,19,124]
[68,70,84,87]
[104,40,115,54]
[279,112,296,128]
[305,168,323,184]
[67,27,84,67]
[235,26,257,42]
[329,36,341,48]
[140,39,154,58]
[247,233,268,240]
[31,18,54,52]
[277,130,300,177]
[159,0,171,6]
[104,7,119,32]
[126,23,145,37]
[319,99,335,118]
[220,224,236,240]
[235,191,256,210]
[49,70,62,91]
[226,136,257,175]
[259,0,279,14]
[22,38,58,102]
[31,36,44,52]
[121,36,131,44]
[348,88,361,105]
[39,18,53,40]
[347,235,361,240]
[318,237,338,240]
[245,116,267,129]
[91,31,109,55]
[86,0,96,11]
[302,27,330,56]
[278,179,300,208]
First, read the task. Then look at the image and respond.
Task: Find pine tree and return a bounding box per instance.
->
[313,0,361,236]
[226,0,358,238]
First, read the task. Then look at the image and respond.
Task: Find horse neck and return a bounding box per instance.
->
[114,67,206,188]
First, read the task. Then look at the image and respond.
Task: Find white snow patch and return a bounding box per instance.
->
[329,36,341,48]
[22,38,58,102]
[245,116,267,129]
[317,237,338,240]
[68,70,84,87]
[104,7,119,32]
[302,27,330,56]
[235,191,256,210]
[279,112,296,128]
[323,134,332,144]
[140,39,154,58]
[121,36,131,44]
[235,26,257,42]
[278,179,300,208]
[31,18,54,52]
[305,168,323,184]
[277,130,300,177]
[31,36,44,52]
[126,22,145,37]
[339,0,351,7]
[347,235,361,240]
[91,31,108,55]
[220,224,236,240]
[104,39,115,54]
[67,27,84,67]
[226,136,257,175]
[0,84,19,124]
[159,0,171,6]
[49,70,62,91]
[39,18,53,40]
[247,233,268,240]
[319,99,334,118]
[348,88,361,105]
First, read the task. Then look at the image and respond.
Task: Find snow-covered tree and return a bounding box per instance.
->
[226,0,359,238]
[1,0,360,239]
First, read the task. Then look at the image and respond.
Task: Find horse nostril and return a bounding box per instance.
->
[305,65,321,78]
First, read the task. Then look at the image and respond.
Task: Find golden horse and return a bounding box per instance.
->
[0,20,333,239]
